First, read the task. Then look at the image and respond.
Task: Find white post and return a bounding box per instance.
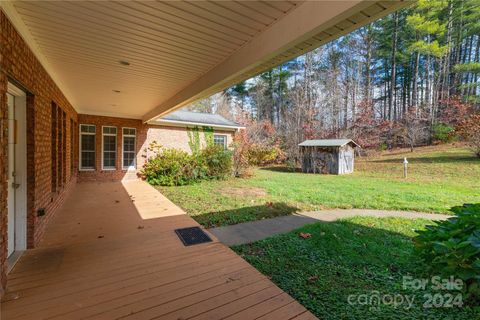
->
[403,157,408,179]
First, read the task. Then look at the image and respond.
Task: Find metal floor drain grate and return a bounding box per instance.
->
[175,227,212,246]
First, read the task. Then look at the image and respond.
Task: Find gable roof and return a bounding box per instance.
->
[299,139,359,147]
[151,110,244,131]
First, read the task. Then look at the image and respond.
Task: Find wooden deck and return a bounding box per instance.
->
[1,180,316,320]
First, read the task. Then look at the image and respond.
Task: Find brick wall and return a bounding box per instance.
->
[145,126,233,155]
[0,53,7,297]
[0,11,78,295]
[77,114,145,181]
[77,114,235,182]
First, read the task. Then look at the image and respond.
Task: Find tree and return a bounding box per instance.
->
[399,108,429,151]
[406,0,449,123]
[389,11,399,121]
[232,130,252,177]
[225,81,248,111]
[455,113,480,157]
[185,0,479,158]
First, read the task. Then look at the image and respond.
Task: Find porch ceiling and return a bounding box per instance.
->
[3,0,410,121]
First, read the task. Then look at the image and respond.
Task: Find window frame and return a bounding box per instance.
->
[213,134,228,150]
[79,124,96,171]
[51,102,58,190]
[101,126,117,171]
[122,127,136,170]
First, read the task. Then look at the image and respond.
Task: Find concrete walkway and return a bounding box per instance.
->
[208,209,451,246]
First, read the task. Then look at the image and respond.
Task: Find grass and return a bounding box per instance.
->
[157,144,480,228]
[232,217,480,319]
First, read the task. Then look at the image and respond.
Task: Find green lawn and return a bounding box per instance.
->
[158,145,480,228]
[232,217,480,319]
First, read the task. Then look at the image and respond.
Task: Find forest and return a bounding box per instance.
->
[187,0,480,161]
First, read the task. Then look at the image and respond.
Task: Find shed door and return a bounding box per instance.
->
[343,148,353,173]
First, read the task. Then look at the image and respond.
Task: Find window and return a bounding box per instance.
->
[70,119,75,175]
[213,134,227,149]
[51,103,57,192]
[51,103,67,191]
[62,110,66,185]
[102,126,117,170]
[122,128,136,170]
[57,107,63,187]
[80,124,95,170]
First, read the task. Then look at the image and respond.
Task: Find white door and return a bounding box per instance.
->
[7,83,27,258]
[7,92,15,257]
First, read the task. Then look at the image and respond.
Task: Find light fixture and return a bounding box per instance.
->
[119,60,130,66]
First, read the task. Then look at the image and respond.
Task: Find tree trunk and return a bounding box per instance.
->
[364,25,373,104]
[426,51,431,115]
[402,68,407,118]
[452,1,464,96]
[472,35,480,98]
[388,12,399,121]
[442,0,453,101]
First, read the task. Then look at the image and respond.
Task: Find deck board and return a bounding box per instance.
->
[1,180,316,319]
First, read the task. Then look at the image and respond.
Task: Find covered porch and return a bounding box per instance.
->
[1,1,411,317]
[2,180,315,319]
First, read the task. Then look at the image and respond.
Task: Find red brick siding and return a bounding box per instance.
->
[0,59,7,297]
[0,11,78,294]
[144,126,233,155]
[77,114,235,182]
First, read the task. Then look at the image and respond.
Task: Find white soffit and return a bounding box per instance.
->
[1,1,77,106]
[6,1,411,120]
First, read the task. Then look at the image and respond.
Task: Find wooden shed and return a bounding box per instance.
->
[299,139,359,175]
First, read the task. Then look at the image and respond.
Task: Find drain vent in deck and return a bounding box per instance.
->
[175,227,212,246]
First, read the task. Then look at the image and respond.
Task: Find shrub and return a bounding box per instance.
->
[455,114,480,158]
[415,204,480,304]
[142,144,232,186]
[200,144,232,179]
[248,144,284,165]
[142,148,201,186]
[432,123,455,143]
[232,130,253,177]
[286,159,297,172]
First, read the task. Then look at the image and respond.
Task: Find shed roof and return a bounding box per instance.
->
[299,139,359,147]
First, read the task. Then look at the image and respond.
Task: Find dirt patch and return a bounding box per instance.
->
[220,187,267,197]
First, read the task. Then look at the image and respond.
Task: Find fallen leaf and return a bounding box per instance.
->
[4,292,21,300]
[299,232,312,239]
